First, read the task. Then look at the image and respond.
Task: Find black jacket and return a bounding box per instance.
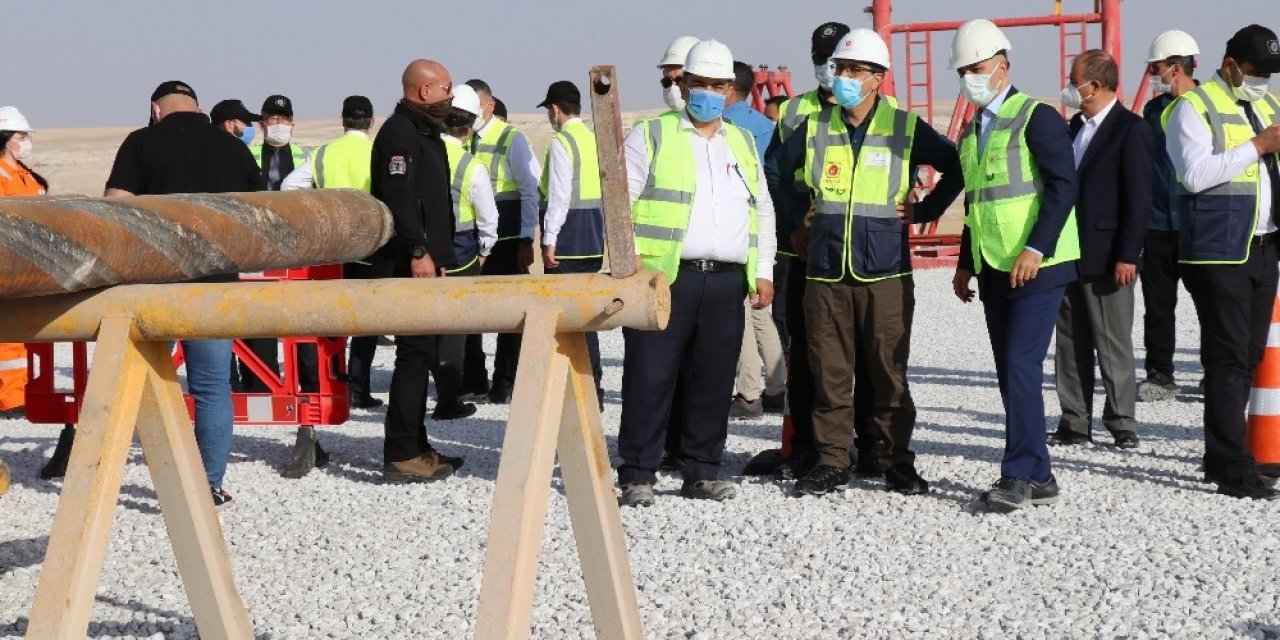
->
[369,101,456,276]
[1068,103,1153,279]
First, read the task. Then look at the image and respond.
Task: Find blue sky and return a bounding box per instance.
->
[12,0,1276,127]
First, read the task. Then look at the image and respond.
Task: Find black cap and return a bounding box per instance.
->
[209,99,260,125]
[811,22,851,52]
[536,80,580,108]
[1227,24,1280,74]
[342,95,373,119]
[151,80,197,103]
[261,95,294,118]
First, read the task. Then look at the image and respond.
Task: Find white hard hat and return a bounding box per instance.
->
[659,35,700,68]
[684,39,735,80]
[0,106,33,132]
[831,28,892,70]
[452,85,483,119]
[950,19,1013,70]
[1147,30,1200,63]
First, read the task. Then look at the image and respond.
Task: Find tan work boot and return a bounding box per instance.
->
[383,453,454,483]
[0,459,10,496]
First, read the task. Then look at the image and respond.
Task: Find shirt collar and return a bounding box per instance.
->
[475,116,495,137]
[442,133,461,144]
[678,114,727,137]
[983,85,1014,119]
[342,129,370,139]
[1083,97,1118,126]
[562,117,582,127]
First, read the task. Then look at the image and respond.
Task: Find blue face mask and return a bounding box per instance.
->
[238,123,256,145]
[832,76,868,109]
[686,89,726,123]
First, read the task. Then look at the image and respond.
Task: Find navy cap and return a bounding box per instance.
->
[342,95,373,119]
[1227,24,1280,74]
[261,94,294,118]
[209,99,260,125]
[151,80,197,103]
[537,80,580,108]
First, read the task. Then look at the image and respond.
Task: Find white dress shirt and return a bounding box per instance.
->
[1072,96,1117,168]
[280,130,369,191]
[541,117,579,248]
[474,117,542,240]
[1166,72,1275,235]
[442,133,499,257]
[624,115,776,281]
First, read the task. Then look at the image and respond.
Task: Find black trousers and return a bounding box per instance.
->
[784,257,878,457]
[463,239,523,394]
[344,261,379,398]
[238,339,279,392]
[619,267,746,484]
[1182,239,1278,484]
[1140,229,1181,380]
[546,257,604,404]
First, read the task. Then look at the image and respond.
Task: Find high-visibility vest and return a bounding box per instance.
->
[959,92,1080,273]
[778,90,824,196]
[443,137,480,272]
[250,143,311,187]
[803,98,916,282]
[472,120,523,240]
[1161,78,1280,264]
[312,132,372,191]
[538,120,605,259]
[632,111,760,292]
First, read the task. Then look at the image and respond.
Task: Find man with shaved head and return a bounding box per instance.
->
[370,58,468,482]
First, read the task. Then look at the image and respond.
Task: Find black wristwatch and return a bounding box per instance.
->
[411,245,429,260]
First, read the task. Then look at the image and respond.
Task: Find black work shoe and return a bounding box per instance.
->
[1217,477,1280,500]
[884,464,929,495]
[658,453,682,473]
[680,479,738,501]
[981,476,1031,512]
[350,393,384,409]
[761,391,786,414]
[1111,431,1140,449]
[486,386,512,405]
[1029,474,1060,505]
[776,448,819,481]
[1047,428,1092,446]
[431,400,477,421]
[853,451,885,478]
[793,465,850,497]
[729,394,764,419]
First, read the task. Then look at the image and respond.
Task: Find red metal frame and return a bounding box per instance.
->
[869,0,1125,266]
[24,265,351,427]
[750,65,794,112]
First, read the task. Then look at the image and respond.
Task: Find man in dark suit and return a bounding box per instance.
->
[1050,50,1153,449]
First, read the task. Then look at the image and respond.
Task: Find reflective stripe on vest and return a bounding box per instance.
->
[539,120,605,258]
[250,144,310,172]
[1162,81,1279,264]
[803,99,916,282]
[632,112,760,292]
[959,92,1080,273]
[444,138,480,267]
[312,133,373,191]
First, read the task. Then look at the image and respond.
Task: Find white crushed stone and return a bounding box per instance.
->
[2,269,1279,639]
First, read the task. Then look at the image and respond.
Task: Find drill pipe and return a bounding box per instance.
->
[0,273,670,342]
[0,190,392,298]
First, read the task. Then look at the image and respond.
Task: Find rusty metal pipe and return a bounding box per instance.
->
[0,273,670,342]
[0,190,392,299]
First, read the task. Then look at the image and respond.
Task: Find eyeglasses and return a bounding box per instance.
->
[659,76,683,89]
[425,83,453,95]
[833,61,880,77]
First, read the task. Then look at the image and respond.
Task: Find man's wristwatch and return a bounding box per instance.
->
[411,245,429,260]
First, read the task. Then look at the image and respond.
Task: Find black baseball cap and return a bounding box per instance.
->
[537,80,580,108]
[342,95,373,119]
[151,80,197,103]
[209,99,260,125]
[811,22,851,52]
[261,94,294,118]
[1227,24,1280,74]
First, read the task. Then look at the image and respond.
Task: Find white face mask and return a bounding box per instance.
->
[265,124,292,146]
[1060,83,1087,110]
[814,59,835,90]
[961,73,1001,107]
[663,83,686,111]
[1149,73,1172,95]
[13,137,31,162]
[1232,70,1272,103]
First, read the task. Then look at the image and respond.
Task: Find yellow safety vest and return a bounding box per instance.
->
[250,143,311,180]
[539,119,605,259]
[443,137,480,273]
[959,92,1080,273]
[312,132,372,191]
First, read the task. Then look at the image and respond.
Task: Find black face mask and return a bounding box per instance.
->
[405,97,454,126]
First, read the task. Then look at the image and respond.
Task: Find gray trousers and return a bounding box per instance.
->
[1054,277,1138,435]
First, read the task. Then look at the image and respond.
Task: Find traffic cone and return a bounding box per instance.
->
[1247,296,1280,475]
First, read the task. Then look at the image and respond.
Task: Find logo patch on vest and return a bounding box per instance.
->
[826,162,840,177]
[388,156,407,175]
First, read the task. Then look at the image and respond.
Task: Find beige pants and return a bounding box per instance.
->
[735,301,786,401]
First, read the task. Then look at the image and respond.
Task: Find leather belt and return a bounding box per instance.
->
[678,259,744,273]
[1253,232,1277,246]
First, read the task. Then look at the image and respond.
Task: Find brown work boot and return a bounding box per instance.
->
[383,453,455,483]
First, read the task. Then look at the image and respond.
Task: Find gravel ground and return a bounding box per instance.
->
[2,269,1279,639]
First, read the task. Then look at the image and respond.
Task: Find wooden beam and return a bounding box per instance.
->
[556,332,645,638]
[589,65,638,279]
[475,310,569,639]
[27,317,148,639]
[135,340,253,638]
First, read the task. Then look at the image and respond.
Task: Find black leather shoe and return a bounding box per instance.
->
[1029,474,1060,505]
[981,476,1031,512]
[486,387,512,405]
[883,464,929,495]
[793,465,850,497]
[1112,431,1140,449]
[1217,477,1280,500]
[431,400,477,421]
[853,451,885,478]
[761,391,786,414]
[350,393,384,409]
[776,448,819,481]
[1047,428,1092,446]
